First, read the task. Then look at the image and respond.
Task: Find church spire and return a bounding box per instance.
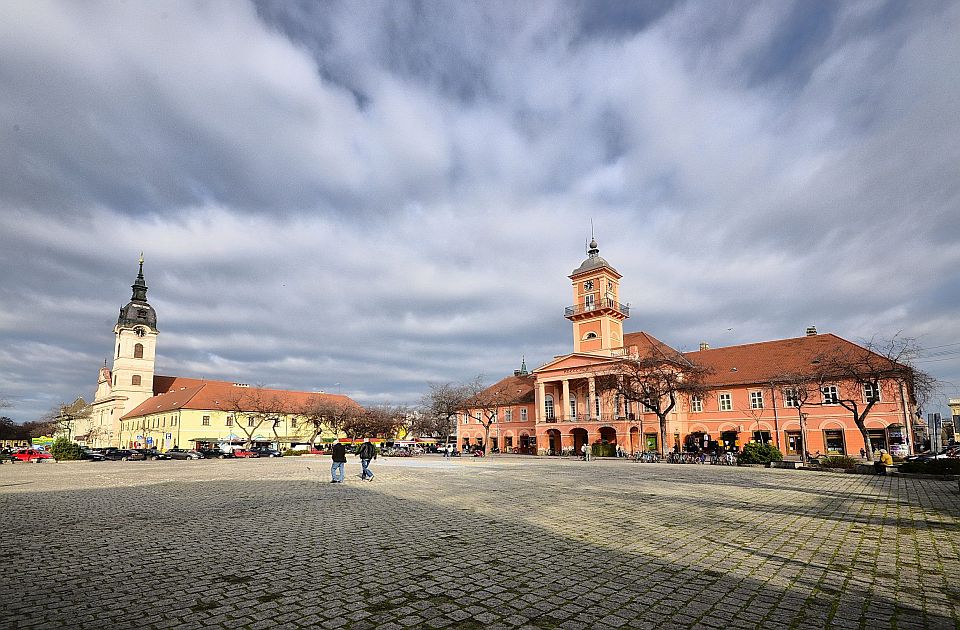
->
[130,253,148,303]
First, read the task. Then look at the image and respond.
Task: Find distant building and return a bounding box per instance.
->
[88,258,358,450]
[458,239,920,458]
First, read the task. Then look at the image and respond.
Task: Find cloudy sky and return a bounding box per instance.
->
[2,0,959,423]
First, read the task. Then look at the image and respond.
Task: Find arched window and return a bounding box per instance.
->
[544,395,555,420]
[583,331,598,340]
[132,375,141,386]
[134,343,144,359]
[569,395,577,419]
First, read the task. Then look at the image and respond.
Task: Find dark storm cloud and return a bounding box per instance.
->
[1,0,959,421]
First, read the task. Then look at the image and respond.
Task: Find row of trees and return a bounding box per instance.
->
[419,335,937,461]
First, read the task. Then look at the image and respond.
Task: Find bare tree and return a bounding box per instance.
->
[466,378,522,456]
[773,373,819,463]
[343,404,408,441]
[812,335,937,462]
[36,398,90,440]
[295,396,356,446]
[596,352,711,457]
[417,381,476,445]
[217,386,286,449]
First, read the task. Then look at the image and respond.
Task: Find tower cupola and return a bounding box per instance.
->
[118,254,157,331]
[565,237,629,354]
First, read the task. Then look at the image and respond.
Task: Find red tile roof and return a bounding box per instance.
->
[480,373,536,404]
[123,375,359,419]
[622,331,690,363]
[682,333,880,387]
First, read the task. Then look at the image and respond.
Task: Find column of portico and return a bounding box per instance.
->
[537,381,546,422]
[561,379,570,423]
[587,376,599,420]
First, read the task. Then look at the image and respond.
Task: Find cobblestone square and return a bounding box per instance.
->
[1,457,958,629]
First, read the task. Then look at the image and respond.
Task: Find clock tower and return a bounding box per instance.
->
[90,256,159,446]
[565,238,630,354]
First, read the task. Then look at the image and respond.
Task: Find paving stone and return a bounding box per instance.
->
[0,456,957,629]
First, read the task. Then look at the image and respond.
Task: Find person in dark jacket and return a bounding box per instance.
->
[330,442,347,483]
[358,438,377,481]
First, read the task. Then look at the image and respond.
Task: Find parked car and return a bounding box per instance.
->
[165,448,204,460]
[232,448,259,458]
[130,448,169,461]
[101,448,145,461]
[197,448,233,459]
[10,449,54,462]
[81,448,106,462]
[252,447,282,458]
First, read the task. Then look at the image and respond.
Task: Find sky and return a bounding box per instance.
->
[1,0,959,423]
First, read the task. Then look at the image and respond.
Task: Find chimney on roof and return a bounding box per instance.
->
[699,342,710,351]
[806,325,818,336]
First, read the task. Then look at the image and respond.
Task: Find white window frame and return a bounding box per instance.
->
[569,395,577,419]
[821,385,839,405]
[202,415,210,426]
[718,393,732,412]
[863,382,881,403]
[544,395,555,420]
[505,408,513,422]
[594,396,601,418]
[691,395,703,413]
[584,293,595,310]
[520,408,528,422]
[750,391,764,409]
[783,388,798,408]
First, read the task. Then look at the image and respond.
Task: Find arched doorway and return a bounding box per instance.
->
[546,429,562,455]
[629,427,640,454]
[571,428,588,455]
[599,426,617,445]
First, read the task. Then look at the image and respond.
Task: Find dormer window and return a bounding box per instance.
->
[137,309,147,319]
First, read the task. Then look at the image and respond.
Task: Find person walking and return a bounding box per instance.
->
[330,441,347,483]
[358,438,377,481]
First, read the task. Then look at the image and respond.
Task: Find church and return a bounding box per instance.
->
[457,239,923,459]
[86,258,357,450]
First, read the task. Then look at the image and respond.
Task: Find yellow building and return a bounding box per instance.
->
[89,259,358,450]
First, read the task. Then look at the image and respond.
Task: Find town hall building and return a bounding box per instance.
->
[457,239,922,459]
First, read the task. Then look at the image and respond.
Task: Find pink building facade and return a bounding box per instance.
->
[457,241,920,458]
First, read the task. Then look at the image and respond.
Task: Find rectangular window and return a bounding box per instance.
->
[248,416,255,427]
[491,411,498,423]
[691,395,703,413]
[504,409,513,422]
[750,391,764,409]
[783,388,798,408]
[291,417,298,428]
[462,413,469,425]
[822,385,839,404]
[718,393,732,411]
[584,293,595,310]
[752,430,771,444]
[202,415,210,426]
[226,415,233,426]
[520,408,528,422]
[863,382,881,403]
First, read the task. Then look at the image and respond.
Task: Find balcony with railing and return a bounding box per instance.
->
[564,298,630,319]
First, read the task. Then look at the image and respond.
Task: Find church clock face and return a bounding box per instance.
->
[584,280,594,291]
[134,327,146,338]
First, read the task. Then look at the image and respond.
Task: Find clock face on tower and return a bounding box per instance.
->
[134,327,146,338]
[584,280,594,291]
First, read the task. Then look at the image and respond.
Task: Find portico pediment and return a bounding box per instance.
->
[533,353,619,378]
